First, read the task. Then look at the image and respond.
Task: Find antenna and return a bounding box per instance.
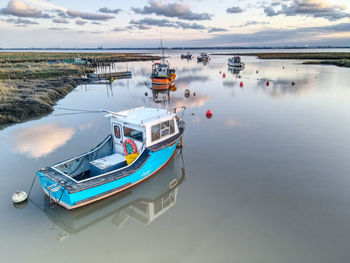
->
[160,32,164,59]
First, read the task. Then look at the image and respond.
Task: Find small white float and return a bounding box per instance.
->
[12,190,28,203]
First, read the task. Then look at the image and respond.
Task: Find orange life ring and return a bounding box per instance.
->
[123,139,137,155]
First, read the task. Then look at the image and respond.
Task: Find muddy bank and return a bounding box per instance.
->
[0,78,83,127]
[303,59,350,67]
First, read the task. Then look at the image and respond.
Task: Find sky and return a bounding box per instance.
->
[0,0,350,48]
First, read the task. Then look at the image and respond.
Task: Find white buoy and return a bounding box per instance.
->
[12,190,28,204]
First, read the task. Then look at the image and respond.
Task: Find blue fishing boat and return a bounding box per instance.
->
[228,56,245,68]
[37,106,185,210]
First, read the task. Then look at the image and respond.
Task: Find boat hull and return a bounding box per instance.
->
[37,141,179,210]
[151,77,175,86]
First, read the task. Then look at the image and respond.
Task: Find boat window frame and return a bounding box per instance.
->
[123,126,144,143]
[151,117,175,143]
[114,125,121,139]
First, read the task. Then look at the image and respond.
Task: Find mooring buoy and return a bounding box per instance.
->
[12,190,28,204]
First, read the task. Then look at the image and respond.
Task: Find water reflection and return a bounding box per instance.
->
[43,151,185,239]
[228,65,244,77]
[8,123,76,158]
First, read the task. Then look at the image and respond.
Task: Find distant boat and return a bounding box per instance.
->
[37,106,185,210]
[181,52,192,59]
[197,53,209,62]
[151,37,176,86]
[228,56,245,68]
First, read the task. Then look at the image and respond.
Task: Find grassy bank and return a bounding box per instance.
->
[0,78,82,126]
[0,62,94,80]
[0,52,160,63]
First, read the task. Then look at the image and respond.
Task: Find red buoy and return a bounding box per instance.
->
[223,73,226,78]
[266,81,270,86]
[206,110,213,119]
[291,82,295,86]
[240,81,243,87]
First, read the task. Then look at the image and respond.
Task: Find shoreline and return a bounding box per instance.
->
[211,52,350,68]
[0,52,160,128]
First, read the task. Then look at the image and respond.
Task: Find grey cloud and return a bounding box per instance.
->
[208,27,228,33]
[52,18,69,24]
[66,9,114,21]
[131,0,212,21]
[112,26,127,31]
[192,22,350,46]
[0,0,52,18]
[91,21,102,25]
[264,0,350,21]
[175,21,206,30]
[4,17,39,25]
[226,6,244,14]
[49,27,69,30]
[76,20,87,25]
[127,20,151,30]
[239,21,269,27]
[128,18,206,30]
[99,7,122,14]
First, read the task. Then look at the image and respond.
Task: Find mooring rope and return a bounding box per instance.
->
[55,107,101,112]
[27,173,37,198]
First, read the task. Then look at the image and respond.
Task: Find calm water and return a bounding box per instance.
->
[1,51,350,262]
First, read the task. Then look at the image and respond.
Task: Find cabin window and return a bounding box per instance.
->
[124,126,143,142]
[114,125,121,139]
[151,124,160,142]
[170,119,175,134]
[151,118,176,142]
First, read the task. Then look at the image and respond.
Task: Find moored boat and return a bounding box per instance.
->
[181,52,192,59]
[228,56,245,68]
[197,53,209,62]
[37,106,185,210]
[151,37,176,86]
[151,62,176,85]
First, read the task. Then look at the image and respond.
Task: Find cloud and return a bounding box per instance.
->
[8,123,75,158]
[0,0,52,18]
[52,18,69,24]
[55,10,69,19]
[208,27,228,33]
[49,27,69,30]
[66,9,114,21]
[131,0,212,21]
[99,7,122,14]
[128,17,206,31]
[264,0,350,21]
[4,17,39,25]
[239,21,269,27]
[226,6,244,14]
[175,21,206,30]
[112,26,127,31]
[76,20,87,25]
[191,22,350,46]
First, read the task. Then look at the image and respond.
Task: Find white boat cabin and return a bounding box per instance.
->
[152,62,169,77]
[107,107,179,155]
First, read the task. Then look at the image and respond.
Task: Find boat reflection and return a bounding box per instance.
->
[228,65,244,77]
[43,151,185,238]
[151,83,176,91]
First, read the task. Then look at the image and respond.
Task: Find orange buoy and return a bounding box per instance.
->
[266,81,270,86]
[206,110,212,118]
[240,81,243,87]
